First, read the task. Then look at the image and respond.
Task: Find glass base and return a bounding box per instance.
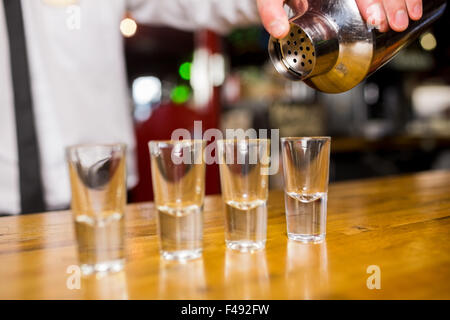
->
[288,233,325,243]
[226,240,266,253]
[80,259,125,276]
[161,249,202,262]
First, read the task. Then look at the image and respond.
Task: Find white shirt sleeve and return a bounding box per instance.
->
[127,0,261,34]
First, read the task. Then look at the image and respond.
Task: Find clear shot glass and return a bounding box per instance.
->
[217,139,270,252]
[280,137,331,243]
[149,140,205,261]
[66,143,127,275]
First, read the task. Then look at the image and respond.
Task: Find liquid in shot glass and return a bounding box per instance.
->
[67,143,127,275]
[218,139,270,252]
[149,140,205,261]
[281,137,330,243]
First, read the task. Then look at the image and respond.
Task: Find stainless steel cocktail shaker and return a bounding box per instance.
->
[268,0,446,93]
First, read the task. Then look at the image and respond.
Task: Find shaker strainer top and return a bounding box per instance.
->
[279,24,316,76]
[268,11,343,83]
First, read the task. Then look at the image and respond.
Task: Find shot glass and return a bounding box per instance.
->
[149,140,205,261]
[66,143,127,275]
[280,137,330,243]
[217,139,270,252]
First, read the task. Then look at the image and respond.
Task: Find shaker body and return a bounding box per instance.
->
[369,0,446,73]
[268,0,446,93]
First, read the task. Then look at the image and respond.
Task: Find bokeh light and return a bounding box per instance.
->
[170,85,191,104]
[120,18,137,38]
[420,32,437,51]
[179,62,192,80]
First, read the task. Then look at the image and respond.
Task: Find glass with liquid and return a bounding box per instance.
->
[217,139,270,252]
[149,140,205,261]
[66,143,127,275]
[281,137,330,243]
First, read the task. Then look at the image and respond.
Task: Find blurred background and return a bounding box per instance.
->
[120,8,450,203]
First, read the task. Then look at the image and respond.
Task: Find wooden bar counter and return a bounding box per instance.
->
[0,170,449,299]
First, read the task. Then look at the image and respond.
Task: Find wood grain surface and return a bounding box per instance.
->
[0,170,449,300]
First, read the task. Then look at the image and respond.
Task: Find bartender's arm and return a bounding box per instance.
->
[258,0,423,38]
[128,0,422,37]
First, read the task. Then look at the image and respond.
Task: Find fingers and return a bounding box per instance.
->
[258,0,423,36]
[257,0,290,39]
[405,0,422,20]
[382,0,409,32]
[356,0,423,32]
[356,0,389,32]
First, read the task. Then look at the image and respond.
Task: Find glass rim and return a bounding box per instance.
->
[148,139,206,148]
[66,142,127,153]
[217,138,270,144]
[280,136,331,142]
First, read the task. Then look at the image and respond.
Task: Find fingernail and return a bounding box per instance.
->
[413,4,422,18]
[269,19,289,38]
[394,9,408,29]
[366,3,383,29]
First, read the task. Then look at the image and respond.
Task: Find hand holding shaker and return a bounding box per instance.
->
[268,0,446,93]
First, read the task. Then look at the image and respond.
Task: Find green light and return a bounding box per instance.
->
[171,85,190,104]
[179,62,191,80]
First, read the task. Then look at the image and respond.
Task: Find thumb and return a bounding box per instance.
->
[257,0,290,39]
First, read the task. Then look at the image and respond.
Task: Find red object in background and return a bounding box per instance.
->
[129,30,222,203]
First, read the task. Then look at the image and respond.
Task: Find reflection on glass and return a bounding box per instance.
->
[285,240,329,299]
[224,249,270,299]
